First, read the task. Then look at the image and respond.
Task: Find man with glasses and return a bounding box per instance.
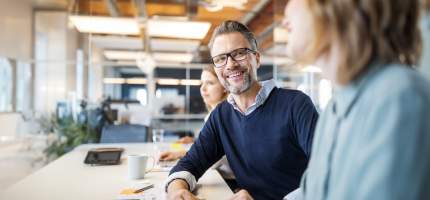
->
[165,20,319,200]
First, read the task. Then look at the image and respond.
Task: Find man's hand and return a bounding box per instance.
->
[167,179,199,200]
[229,189,254,200]
[167,188,199,200]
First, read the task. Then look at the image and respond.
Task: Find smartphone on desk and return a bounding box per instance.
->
[84,147,124,165]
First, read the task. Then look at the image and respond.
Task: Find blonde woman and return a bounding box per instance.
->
[284,0,430,199]
[159,65,227,161]
[159,66,238,190]
[177,65,229,144]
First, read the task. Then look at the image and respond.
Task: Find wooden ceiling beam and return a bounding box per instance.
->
[274,0,288,22]
[77,0,186,16]
[105,0,120,16]
[246,0,275,52]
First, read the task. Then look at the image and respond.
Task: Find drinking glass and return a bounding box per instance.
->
[152,129,165,144]
[152,129,165,166]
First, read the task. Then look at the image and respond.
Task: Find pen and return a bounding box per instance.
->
[133,184,154,193]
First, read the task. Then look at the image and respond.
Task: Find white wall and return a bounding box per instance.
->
[0,0,32,112]
[87,41,104,103]
[34,11,79,113]
[0,2,80,114]
[0,0,32,60]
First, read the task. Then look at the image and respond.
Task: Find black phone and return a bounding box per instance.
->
[84,147,124,165]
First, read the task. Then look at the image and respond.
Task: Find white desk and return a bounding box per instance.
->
[0,143,233,200]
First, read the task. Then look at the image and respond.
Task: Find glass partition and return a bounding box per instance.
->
[0,57,13,112]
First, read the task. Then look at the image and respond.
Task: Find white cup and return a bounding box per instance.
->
[127,154,154,180]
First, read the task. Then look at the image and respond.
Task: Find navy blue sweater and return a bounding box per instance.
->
[171,88,319,200]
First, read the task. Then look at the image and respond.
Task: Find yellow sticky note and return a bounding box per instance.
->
[170,143,185,151]
[119,188,143,195]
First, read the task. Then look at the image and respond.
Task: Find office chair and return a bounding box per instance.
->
[100,124,148,143]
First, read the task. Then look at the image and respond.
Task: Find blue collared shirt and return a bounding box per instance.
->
[227,79,277,115]
[301,63,430,200]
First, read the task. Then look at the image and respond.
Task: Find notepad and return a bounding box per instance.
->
[117,182,158,200]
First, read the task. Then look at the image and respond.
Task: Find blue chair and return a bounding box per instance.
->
[100,124,148,143]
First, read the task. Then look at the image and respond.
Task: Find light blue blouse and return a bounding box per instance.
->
[302,63,430,200]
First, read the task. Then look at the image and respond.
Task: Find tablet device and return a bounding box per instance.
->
[84,147,124,165]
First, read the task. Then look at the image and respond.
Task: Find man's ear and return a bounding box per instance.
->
[255,52,261,69]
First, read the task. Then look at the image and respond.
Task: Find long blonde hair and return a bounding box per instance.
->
[202,65,228,112]
[302,0,421,85]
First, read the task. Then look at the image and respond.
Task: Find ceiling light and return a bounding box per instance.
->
[152,52,194,63]
[69,15,140,35]
[180,79,201,86]
[148,19,211,39]
[203,0,248,11]
[104,78,125,84]
[217,0,248,9]
[91,36,143,50]
[204,3,223,12]
[104,50,194,63]
[150,39,200,52]
[104,50,146,60]
[126,78,147,84]
[157,78,181,85]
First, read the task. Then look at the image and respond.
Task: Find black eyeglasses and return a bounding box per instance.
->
[211,48,257,68]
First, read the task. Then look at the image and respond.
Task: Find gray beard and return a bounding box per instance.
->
[225,73,252,94]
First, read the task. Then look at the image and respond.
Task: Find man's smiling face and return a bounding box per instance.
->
[210,32,260,94]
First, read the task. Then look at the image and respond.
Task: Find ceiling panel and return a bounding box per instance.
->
[70,0,277,63]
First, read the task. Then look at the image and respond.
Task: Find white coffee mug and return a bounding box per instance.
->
[127,154,154,180]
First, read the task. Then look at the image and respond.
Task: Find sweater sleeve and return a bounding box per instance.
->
[169,108,225,182]
[292,93,319,158]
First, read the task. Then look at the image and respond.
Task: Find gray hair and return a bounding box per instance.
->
[208,20,258,53]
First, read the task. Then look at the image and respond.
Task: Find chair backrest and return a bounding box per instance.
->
[100,124,148,143]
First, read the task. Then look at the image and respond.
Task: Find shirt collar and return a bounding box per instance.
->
[332,62,383,118]
[227,79,277,115]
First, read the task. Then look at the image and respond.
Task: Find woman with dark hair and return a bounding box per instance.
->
[284,0,430,199]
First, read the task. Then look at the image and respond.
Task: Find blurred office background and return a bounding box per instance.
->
[1,0,428,191]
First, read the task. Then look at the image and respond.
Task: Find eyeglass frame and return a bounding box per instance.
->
[211,47,258,68]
